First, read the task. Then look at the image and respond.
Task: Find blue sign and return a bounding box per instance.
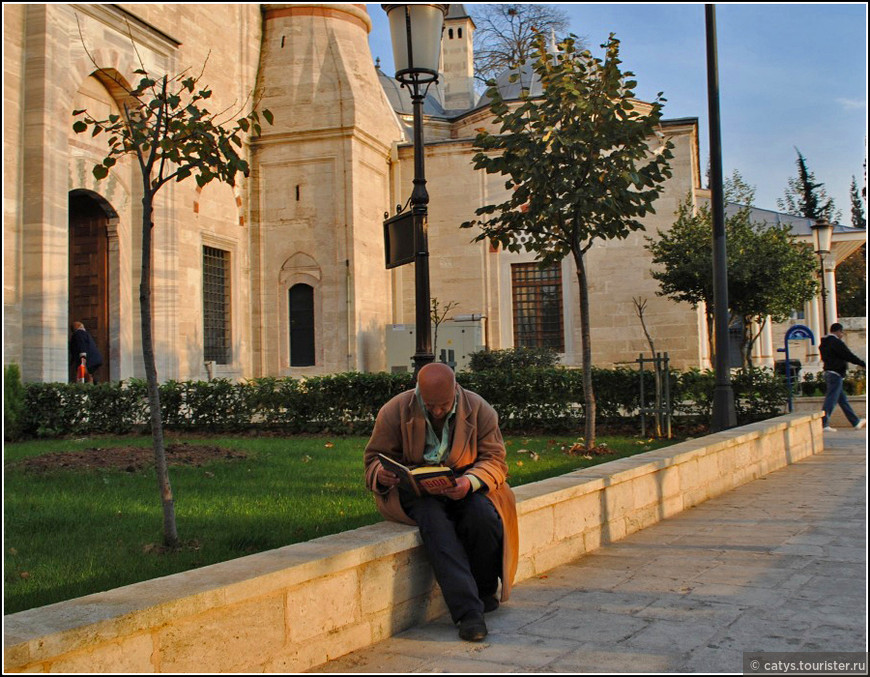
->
[784,324,815,342]
[779,325,815,413]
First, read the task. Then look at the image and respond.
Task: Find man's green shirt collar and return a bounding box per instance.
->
[415,384,457,464]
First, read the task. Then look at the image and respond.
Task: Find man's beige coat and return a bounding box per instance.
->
[364,385,519,601]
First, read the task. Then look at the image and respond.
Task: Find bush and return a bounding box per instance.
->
[467,347,560,372]
[459,368,583,432]
[13,365,789,439]
[4,364,26,441]
[798,369,866,397]
[845,369,866,396]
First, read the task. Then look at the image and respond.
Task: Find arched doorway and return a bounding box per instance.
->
[289,283,315,367]
[68,190,112,381]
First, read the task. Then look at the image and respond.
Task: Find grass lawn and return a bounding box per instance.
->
[3,431,678,614]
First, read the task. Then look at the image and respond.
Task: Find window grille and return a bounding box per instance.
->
[511,263,564,351]
[203,246,231,364]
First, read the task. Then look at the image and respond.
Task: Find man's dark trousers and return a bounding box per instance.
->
[400,490,503,623]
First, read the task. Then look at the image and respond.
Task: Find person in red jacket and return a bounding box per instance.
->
[818,323,866,432]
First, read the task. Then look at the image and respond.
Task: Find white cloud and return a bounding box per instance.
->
[836,97,866,110]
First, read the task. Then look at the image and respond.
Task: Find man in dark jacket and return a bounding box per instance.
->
[69,321,103,383]
[818,323,866,432]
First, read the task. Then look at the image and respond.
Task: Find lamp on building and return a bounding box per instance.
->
[382,4,448,375]
[811,216,834,333]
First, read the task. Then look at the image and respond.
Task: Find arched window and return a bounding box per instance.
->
[458,28,463,39]
[289,283,315,366]
[448,28,454,39]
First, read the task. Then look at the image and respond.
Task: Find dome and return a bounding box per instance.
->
[376,61,447,117]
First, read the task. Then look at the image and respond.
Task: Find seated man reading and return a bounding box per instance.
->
[364,363,518,642]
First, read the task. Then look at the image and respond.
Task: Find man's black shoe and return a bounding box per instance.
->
[483,595,499,613]
[458,614,488,642]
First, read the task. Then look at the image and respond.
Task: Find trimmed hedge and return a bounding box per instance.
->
[10,366,798,440]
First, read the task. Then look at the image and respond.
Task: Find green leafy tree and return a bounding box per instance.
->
[73,55,273,547]
[647,192,818,368]
[837,176,867,318]
[777,148,841,223]
[836,245,866,318]
[462,33,674,451]
[727,221,819,366]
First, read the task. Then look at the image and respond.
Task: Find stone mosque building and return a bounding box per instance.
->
[4,4,865,384]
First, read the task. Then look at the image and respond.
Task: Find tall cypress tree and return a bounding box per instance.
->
[777,148,841,223]
[850,175,866,229]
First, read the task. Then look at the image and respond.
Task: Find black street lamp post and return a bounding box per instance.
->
[811,217,834,332]
[705,4,737,432]
[382,4,448,375]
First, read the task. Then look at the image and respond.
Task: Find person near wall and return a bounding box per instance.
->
[364,362,518,642]
[819,322,866,432]
[69,321,103,384]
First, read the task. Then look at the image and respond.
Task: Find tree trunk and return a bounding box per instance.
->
[574,249,596,451]
[140,191,179,547]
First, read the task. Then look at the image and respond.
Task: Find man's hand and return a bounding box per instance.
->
[440,475,472,500]
[376,465,400,489]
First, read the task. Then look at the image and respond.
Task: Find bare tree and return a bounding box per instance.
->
[633,297,662,437]
[431,298,460,359]
[469,4,570,87]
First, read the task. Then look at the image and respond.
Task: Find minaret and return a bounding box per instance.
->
[250,4,401,374]
[440,4,476,110]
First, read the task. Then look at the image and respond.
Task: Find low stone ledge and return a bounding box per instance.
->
[789,395,865,428]
[3,413,821,673]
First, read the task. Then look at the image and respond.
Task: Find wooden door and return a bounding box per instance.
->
[69,193,110,381]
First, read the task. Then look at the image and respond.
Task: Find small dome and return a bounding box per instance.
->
[376,64,447,117]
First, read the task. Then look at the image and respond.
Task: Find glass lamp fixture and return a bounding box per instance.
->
[382,4,448,84]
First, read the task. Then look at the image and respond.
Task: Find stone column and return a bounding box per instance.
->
[823,255,838,328]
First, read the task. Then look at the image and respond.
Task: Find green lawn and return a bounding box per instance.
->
[3,432,677,614]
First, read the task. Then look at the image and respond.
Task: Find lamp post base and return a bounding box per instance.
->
[711,385,737,432]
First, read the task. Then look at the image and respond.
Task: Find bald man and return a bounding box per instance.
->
[364,363,518,642]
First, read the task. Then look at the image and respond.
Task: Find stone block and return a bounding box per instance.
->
[602,480,635,521]
[285,570,361,644]
[156,594,284,673]
[553,493,601,541]
[359,549,433,615]
[678,457,701,493]
[368,596,441,643]
[45,633,154,673]
[630,472,662,509]
[517,506,554,556]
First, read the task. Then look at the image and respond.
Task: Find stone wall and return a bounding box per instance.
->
[4,413,821,673]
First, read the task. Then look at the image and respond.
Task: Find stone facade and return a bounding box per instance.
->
[4,4,860,384]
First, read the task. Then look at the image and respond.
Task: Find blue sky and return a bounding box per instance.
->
[367,3,868,224]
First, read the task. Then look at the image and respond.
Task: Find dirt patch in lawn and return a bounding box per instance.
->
[16,443,247,473]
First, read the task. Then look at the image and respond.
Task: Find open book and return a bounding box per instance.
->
[378,453,457,497]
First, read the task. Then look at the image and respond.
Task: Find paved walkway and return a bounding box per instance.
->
[311,428,867,673]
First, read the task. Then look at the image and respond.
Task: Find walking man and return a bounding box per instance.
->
[819,323,866,432]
